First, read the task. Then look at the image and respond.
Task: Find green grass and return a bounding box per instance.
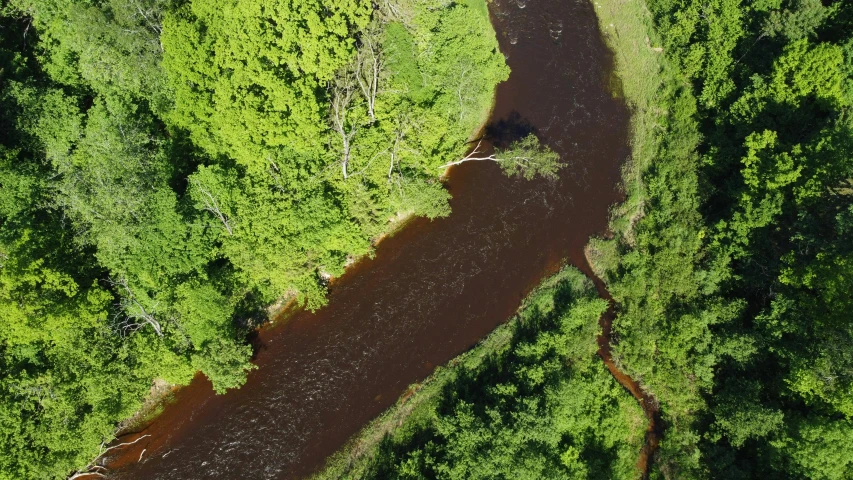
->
[585,0,670,280]
[589,0,709,476]
[591,0,672,244]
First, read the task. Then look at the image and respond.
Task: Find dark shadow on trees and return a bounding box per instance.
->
[583,438,618,480]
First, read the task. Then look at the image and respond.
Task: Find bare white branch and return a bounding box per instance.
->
[455,65,473,123]
[389,115,412,180]
[355,34,383,124]
[330,75,359,180]
[110,277,162,337]
[66,435,151,480]
[190,178,233,235]
[68,472,105,480]
[437,140,498,169]
[101,434,151,455]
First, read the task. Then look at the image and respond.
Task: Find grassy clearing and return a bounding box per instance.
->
[591,0,669,242]
[585,0,673,279]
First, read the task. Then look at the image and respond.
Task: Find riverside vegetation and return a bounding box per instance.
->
[587,0,853,477]
[317,0,853,478]
[313,267,647,480]
[0,0,516,477]
[1,0,851,479]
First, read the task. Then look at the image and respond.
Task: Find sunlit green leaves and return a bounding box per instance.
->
[162,0,371,166]
[0,0,509,477]
[597,0,853,476]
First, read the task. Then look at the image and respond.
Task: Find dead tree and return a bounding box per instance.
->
[67,435,151,480]
[355,33,382,124]
[454,64,473,123]
[379,0,402,19]
[68,466,107,480]
[111,277,162,337]
[378,0,415,25]
[389,114,412,180]
[122,0,166,51]
[190,177,233,235]
[128,0,164,35]
[330,74,359,180]
[266,154,287,193]
[438,140,497,169]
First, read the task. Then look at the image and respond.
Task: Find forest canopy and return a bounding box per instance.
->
[2,0,851,478]
[317,267,646,480]
[0,0,508,477]
[589,0,853,477]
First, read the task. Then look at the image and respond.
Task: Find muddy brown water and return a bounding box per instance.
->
[593,279,663,478]
[106,0,654,478]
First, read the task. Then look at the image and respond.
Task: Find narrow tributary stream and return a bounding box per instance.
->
[107,0,658,478]
[592,277,662,477]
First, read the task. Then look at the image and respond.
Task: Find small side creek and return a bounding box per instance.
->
[105,0,660,478]
[591,274,662,477]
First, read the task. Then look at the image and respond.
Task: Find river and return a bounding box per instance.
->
[106,0,634,477]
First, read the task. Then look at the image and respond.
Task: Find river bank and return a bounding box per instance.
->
[312,0,673,477]
[312,266,647,478]
[308,286,519,479]
[584,0,673,473]
[107,203,423,450]
[103,0,630,476]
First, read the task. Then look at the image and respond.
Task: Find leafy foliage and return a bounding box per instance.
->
[592,0,853,477]
[0,0,507,478]
[497,134,564,181]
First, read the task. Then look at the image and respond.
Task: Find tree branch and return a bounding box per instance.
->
[110,277,162,337]
[190,178,233,235]
[101,434,151,454]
